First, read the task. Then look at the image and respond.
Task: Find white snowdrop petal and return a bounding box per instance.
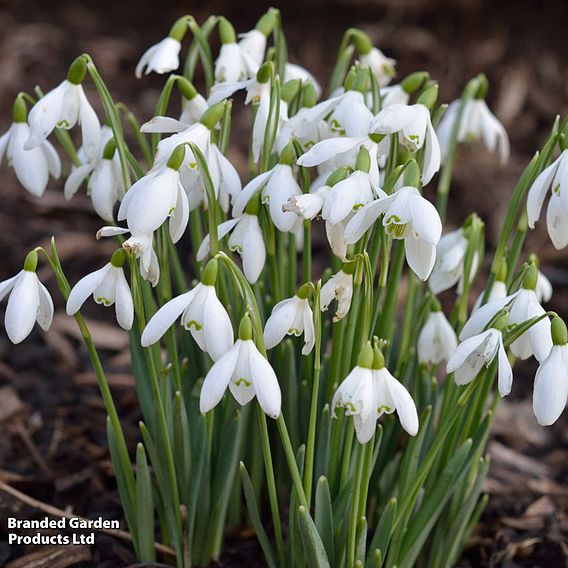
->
[249,345,281,419]
[114,269,134,331]
[263,298,298,350]
[66,265,111,316]
[5,272,40,344]
[497,336,513,397]
[533,347,568,426]
[202,288,234,361]
[141,290,194,346]
[200,343,240,413]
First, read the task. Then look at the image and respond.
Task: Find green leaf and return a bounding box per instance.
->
[172,392,192,505]
[298,506,331,568]
[366,497,396,568]
[135,443,155,563]
[397,439,473,567]
[107,419,138,554]
[239,462,277,568]
[315,476,334,565]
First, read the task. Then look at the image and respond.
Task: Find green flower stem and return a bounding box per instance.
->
[347,443,365,568]
[340,420,355,488]
[436,76,483,221]
[303,284,322,505]
[84,56,131,189]
[116,102,153,167]
[257,408,285,565]
[287,232,297,297]
[151,74,178,152]
[36,244,136,539]
[505,210,528,284]
[190,142,219,256]
[277,415,309,509]
[394,273,418,376]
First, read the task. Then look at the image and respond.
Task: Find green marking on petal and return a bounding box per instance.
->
[184,320,203,331]
[234,378,252,387]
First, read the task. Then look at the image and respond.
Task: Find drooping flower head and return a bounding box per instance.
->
[141,259,234,362]
[66,249,133,330]
[333,343,418,444]
[25,56,101,162]
[0,251,53,344]
[0,96,61,196]
[417,298,458,365]
[200,314,281,418]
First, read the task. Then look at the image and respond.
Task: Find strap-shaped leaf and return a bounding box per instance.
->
[298,506,331,568]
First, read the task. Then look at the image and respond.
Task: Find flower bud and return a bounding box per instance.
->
[301,83,318,108]
[102,138,117,160]
[281,79,301,103]
[401,71,430,94]
[416,83,438,110]
[350,29,373,55]
[279,142,295,166]
[201,258,219,286]
[255,10,278,36]
[357,342,374,368]
[169,17,188,42]
[403,159,421,187]
[110,248,126,268]
[167,144,186,170]
[200,102,226,130]
[325,167,350,187]
[372,346,385,370]
[238,314,253,341]
[218,17,236,44]
[12,96,27,123]
[67,56,87,85]
[23,250,38,272]
[522,264,538,291]
[350,69,369,94]
[256,62,273,85]
[551,317,568,346]
[474,73,489,100]
[177,77,198,101]
[297,282,311,299]
[355,145,371,173]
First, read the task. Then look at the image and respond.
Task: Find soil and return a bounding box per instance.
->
[0,0,568,566]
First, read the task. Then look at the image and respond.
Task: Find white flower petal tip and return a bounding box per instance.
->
[136,37,181,78]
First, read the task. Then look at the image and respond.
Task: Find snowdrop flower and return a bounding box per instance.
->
[297,129,384,186]
[533,317,568,426]
[447,317,512,397]
[332,344,418,444]
[64,138,125,221]
[320,264,355,322]
[460,266,552,362]
[345,165,442,280]
[429,228,479,295]
[66,250,133,330]
[0,97,61,196]
[264,285,315,355]
[197,208,266,284]
[118,146,189,244]
[96,226,160,287]
[418,301,458,365]
[358,47,396,86]
[214,18,259,83]
[136,38,181,78]
[0,251,53,344]
[437,98,509,164]
[526,150,568,249]
[325,81,374,137]
[142,260,233,362]
[379,84,410,108]
[321,147,381,226]
[370,104,441,184]
[233,144,301,231]
[25,57,100,162]
[200,314,281,419]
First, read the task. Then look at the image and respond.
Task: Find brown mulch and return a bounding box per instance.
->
[1,0,568,566]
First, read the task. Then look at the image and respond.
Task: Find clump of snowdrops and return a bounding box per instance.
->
[1,8,567,568]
